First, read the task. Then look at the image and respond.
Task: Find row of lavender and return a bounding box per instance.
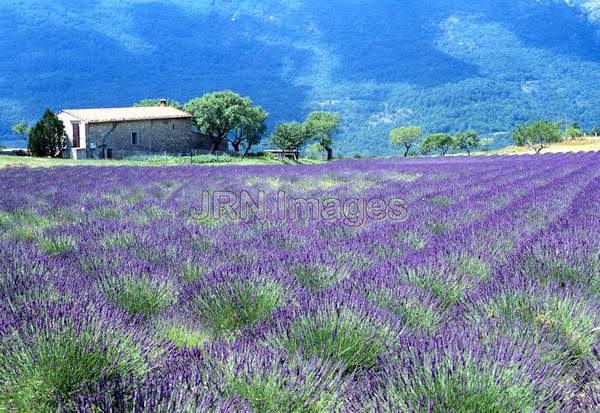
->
[0,153,599,411]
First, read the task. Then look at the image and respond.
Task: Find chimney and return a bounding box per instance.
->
[159,99,168,107]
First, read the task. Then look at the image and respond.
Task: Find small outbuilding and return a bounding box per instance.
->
[58,100,219,159]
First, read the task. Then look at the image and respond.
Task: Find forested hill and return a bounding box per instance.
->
[1,0,600,155]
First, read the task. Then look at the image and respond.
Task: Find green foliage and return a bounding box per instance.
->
[184,91,253,153]
[421,133,454,156]
[0,328,145,412]
[564,123,583,140]
[274,307,396,374]
[132,98,182,109]
[28,109,66,158]
[512,120,563,153]
[270,122,310,152]
[229,105,268,155]
[11,121,31,143]
[305,142,326,160]
[99,275,177,317]
[304,112,340,160]
[389,126,422,157]
[453,129,480,155]
[290,264,348,289]
[476,291,598,366]
[382,358,540,412]
[590,126,600,136]
[188,280,284,337]
[367,289,441,334]
[38,235,77,256]
[163,324,211,349]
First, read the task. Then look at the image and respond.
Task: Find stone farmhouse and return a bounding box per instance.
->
[58,100,221,159]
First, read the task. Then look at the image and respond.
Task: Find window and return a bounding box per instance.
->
[72,122,80,148]
[131,132,138,145]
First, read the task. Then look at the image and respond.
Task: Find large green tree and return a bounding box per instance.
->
[513,120,562,153]
[453,129,480,156]
[184,91,253,153]
[28,109,66,157]
[270,122,309,158]
[229,105,268,156]
[304,112,340,161]
[133,99,182,109]
[389,126,422,157]
[421,133,454,156]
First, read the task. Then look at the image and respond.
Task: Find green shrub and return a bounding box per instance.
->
[38,235,77,256]
[99,275,177,317]
[187,280,284,337]
[0,328,145,412]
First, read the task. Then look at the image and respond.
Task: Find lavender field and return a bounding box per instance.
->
[1,153,599,412]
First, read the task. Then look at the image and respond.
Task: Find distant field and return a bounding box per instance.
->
[1,153,598,411]
[479,137,600,155]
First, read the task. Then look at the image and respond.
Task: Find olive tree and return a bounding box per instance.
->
[270,122,309,159]
[513,120,562,154]
[229,105,268,156]
[421,133,454,156]
[304,112,340,161]
[184,91,253,153]
[453,130,480,156]
[389,126,422,157]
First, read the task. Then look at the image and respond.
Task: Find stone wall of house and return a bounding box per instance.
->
[85,118,216,159]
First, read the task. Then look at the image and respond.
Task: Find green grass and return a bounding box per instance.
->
[0,154,326,169]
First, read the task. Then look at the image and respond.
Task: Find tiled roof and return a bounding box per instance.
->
[60,107,192,123]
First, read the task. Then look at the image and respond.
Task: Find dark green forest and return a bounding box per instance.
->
[1,0,599,155]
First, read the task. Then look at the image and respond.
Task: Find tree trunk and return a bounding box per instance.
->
[243,145,252,157]
[231,142,240,153]
[210,140,221,154]
[403,146,410,157]
[211,135,225,154]
[326,147,333,161]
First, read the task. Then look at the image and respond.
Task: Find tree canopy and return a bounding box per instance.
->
[421,133,454,156]
[270,122,309,153]
[389,126,422,157]
[28,109,66,157]
[184,91,254,153]
[564,123,583,140]
[453,130,480,156]
[304,112,340,160]
[513,120,562,153]
[229,105,268,155]
[11,121,32,142]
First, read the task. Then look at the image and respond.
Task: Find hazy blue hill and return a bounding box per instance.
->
[1,0,599,154]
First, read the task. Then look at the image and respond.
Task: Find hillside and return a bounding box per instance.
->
[1,0,600,155]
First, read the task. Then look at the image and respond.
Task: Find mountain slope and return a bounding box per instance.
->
[1,0,599,154]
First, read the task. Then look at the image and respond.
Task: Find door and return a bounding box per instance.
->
[72,122,80,148]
